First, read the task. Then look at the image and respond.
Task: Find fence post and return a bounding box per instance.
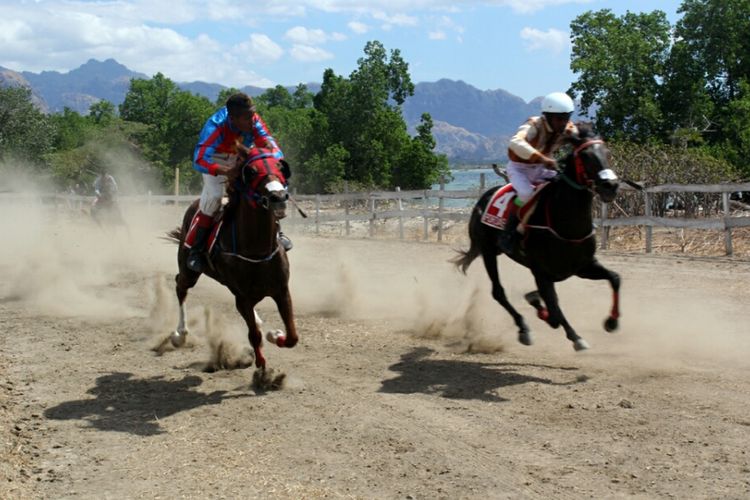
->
[437,178,445,242]
[422,190,429,241]
[174,167,180,196]
[344,181,350,237]
[723,191,733,256]
[600,201,609,250]
[396,186,404,240]
[644,191,653,253]
[369,195,376,238]
[315,194,321,235]
[289,188,297,223]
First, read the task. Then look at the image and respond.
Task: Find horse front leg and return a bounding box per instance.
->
[533,275,589,351]
[481,251,531,345]
[266,289,298,348]
[235,296,265,368]
[576,259,621,332]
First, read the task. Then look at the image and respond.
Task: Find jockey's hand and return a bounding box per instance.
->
[543,157,558,170]
[215,163,236,177]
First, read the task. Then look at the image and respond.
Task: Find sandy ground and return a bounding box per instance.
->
[1,201,750,499]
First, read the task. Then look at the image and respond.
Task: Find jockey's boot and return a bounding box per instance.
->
[498,213,520,254]
[278,229,293,251]
[186,217,213,273]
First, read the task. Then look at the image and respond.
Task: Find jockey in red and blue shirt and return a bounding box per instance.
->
[186,92,289,273]
[193,106,283,177]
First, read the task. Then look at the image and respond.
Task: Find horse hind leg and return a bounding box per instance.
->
[481,252,531,346]
[170,271,200,348]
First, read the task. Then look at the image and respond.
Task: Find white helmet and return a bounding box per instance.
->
[541,92,575,114]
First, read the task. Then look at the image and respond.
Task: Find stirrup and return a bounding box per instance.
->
[186,251,205,272]
[279,233,293,251]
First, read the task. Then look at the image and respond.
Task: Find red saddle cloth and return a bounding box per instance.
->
[480,183,546,230]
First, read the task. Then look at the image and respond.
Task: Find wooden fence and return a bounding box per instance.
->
[4,179,750,256]
[285,180,750,256]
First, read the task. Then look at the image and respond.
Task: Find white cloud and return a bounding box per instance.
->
[0,0,591,91]
[285,26,328,45]
[520,27,569,53]
[290,45,334,62]
[501,0,594,14]
[372,11,419,29]
[234,34,284,63]
[429,14,464,41]
[348,21,369,34]
[284,26,347,45]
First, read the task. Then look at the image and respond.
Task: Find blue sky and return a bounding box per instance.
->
[1,0,683,102]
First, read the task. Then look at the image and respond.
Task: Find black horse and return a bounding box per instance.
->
[453,123,621,351]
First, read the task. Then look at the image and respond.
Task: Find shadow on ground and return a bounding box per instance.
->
[379,347,588,402]
[44,372,250,436]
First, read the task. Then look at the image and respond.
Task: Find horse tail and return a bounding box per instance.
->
[451,209,482,274]
[163,227,182,245]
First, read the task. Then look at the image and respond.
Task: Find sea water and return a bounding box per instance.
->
[430,167,506,208]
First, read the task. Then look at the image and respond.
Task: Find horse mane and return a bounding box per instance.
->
[572,121,599,141]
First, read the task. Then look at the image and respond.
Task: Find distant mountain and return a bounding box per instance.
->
[21,58,147,113]
[0,66,48,112]
[1,58,547,162]
[431,120,509,162]
[403,79,539,138]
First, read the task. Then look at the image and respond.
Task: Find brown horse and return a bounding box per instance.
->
[453,123,620,351]
[166,152,298,371]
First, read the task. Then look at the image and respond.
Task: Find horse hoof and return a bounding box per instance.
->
[604,317,619,332]
[265,329,286,347]
[573,339,590,351]
[170,331,187,348]
[518,331,533,346]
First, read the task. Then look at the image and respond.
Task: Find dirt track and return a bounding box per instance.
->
[1,203,750,499]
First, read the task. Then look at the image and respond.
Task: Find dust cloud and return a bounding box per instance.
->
[1,159,747,375]
[287,235,750,371]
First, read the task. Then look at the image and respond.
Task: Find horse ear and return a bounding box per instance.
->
[280,159,292,180]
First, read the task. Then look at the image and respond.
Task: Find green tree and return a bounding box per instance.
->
[675,0,750,103]
[569,9,671,141]
[311,40,439,190]
[257,85,293,109]
[393,113,449,189]
[120,73,214,189]
[88,100,116,125]
[50,107,94,151]
[0,86,55,163]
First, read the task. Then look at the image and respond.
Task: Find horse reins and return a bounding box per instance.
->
[525,139,605,244]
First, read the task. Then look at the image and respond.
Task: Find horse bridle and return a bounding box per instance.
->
[241,163,289,216]
[572,139,617,188]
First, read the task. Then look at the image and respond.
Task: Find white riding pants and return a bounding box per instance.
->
[505,160,557,202]
[198,153,235,216]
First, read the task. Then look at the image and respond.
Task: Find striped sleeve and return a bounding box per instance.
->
[246,114,284,161]
[193,119,224,176]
